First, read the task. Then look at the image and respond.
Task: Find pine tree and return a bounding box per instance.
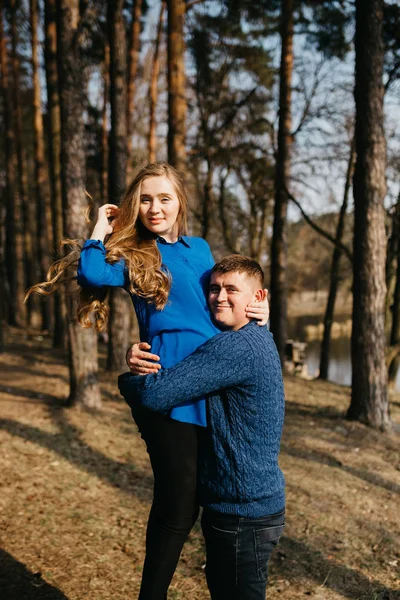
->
[348,0,391,430]
[56,0,101,408]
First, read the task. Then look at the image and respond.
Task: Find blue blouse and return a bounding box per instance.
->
[77,236,220,426]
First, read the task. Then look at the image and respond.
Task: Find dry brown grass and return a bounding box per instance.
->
[0,330,399,600]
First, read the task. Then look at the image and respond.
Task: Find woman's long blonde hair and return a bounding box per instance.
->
[26,163,188,331]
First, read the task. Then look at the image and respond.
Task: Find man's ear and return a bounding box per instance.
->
[254,288,266,302]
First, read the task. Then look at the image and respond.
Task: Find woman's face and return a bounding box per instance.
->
[138,176,181,243]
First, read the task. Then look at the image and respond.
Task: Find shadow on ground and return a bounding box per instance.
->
[276,536,399,600]
[0,409,153,503]
[0,548,69,600]
[281,442,400,495]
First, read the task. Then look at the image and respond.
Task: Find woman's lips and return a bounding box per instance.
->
[149,218,163,224]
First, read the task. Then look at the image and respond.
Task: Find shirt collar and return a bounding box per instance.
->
[156,235,191,247]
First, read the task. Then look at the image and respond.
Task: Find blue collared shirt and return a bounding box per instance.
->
[77,235,219,426]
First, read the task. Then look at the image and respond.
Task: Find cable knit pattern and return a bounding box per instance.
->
[119,321,285,518]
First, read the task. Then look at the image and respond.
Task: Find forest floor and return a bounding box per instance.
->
[0,329,399,600]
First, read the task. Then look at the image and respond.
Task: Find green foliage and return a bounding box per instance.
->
[383,2,400,88]
[304,1,353,59]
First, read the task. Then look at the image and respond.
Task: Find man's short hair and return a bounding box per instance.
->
[211,255,265,288]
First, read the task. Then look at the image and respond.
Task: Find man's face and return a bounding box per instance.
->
[208,271,263,331]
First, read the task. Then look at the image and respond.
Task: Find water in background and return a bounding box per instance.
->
[288,316,400,391]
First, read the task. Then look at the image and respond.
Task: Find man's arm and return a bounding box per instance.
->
[118,331,253,413]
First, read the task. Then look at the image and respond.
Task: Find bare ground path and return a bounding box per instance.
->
[0,330,399,600]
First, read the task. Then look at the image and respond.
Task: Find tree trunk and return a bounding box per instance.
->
[269,0,294,364]
[0,207,6,349]
[167,0,186,172]
[107,0,131,372]
[384,191,400,338]
[388,192,400,386]
[218,171,238,254]
[348,0,391,430]
[7,0,27,327]
[44,0,68,348]
[56,0,101,408]
[319,137,355,380]
[10,0,36,328]
[126,0,142,174]
[0,6,12,336]
[101,41,110,205]
[388,241,400,386]
[256,199,268,264]
[31,0,54,333]
[202,161,213,240]
[249,195,258,259]
[148,0,165,163]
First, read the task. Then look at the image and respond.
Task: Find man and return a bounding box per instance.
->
[119,255,285,600]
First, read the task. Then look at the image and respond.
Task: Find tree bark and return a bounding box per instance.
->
[218,171,239,254]
[101,41,110,205]
[148,0,165,164]
[319,137,355,380]
[0,5,13,334]
[202,161,213,240]
[388,192,400,386]
[7,0,27,327]
[269,0,294,364]
[0,205,6,349]
[348,0,391,430]
[126,0,142,174]
[44,0,68,348]
[384,192,400,338]
[167,0,186,172]
[107,0,131,372]
[31,0,54,333]
[56,0,101,408]
[388,239,400,386]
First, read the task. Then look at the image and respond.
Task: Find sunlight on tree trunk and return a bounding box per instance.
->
[270,0,294,365]
[167,0,187,173]
[107,0,132,372]
[348,0,391,431]
[57,0,101,408]
[44,0,68,348]
[148,0,165,164]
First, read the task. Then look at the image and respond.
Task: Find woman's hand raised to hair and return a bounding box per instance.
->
[246,289,270,326]
[126,342,162,375]
[90,204,119,241]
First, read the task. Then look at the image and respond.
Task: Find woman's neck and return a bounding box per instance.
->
[161,232,179,243]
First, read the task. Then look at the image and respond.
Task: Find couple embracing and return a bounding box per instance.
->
[36,162,285,599]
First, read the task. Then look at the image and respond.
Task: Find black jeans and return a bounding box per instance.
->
[201,508,285,600]
[130,403,199,600]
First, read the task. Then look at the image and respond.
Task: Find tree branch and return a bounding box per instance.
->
[285,187,353,264]
[186,0,207,10]
[216,87,258,134]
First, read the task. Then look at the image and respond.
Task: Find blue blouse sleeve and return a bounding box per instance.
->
[77,239,127,288]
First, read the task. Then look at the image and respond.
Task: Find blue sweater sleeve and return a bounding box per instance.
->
[118,331,253,413]
[77,239,127,288]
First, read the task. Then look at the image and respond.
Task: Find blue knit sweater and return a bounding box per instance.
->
[118,321,285,518]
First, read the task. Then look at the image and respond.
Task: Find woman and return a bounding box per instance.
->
[58,163,269,598]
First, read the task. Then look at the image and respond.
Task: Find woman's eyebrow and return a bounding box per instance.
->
[158,193,173,198]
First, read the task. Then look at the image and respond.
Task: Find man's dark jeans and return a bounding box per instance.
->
[201,507,285,600]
